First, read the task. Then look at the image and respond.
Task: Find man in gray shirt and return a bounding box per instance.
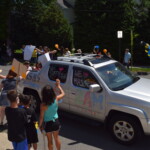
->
[124,48,131,69]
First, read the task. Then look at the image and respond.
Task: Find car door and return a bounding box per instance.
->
[69,66,105,120]
[48,63,70,110]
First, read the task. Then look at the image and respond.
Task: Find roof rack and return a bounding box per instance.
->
[57,53,111,66]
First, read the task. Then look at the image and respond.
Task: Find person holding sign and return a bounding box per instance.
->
[0,70,17,130]
[39,79,65,150]
[31,48,44,64]
[24,45,43,62]
[52,44,61,60]
[0,69,6,79]
[0,74,6,79]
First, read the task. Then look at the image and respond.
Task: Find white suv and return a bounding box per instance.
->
[18,54,150,144]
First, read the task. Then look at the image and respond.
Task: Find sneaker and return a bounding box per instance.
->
[0,122,3,125]
[0,124,4,128]
[4,123,8,129]
[0,124,4,132]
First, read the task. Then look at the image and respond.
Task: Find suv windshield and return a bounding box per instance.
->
[96,62,139,91]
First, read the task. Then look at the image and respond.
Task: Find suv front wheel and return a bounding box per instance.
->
[109,115,143,144]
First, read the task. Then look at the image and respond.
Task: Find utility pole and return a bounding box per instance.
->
[130,29,133,69]
[117,31,123,62]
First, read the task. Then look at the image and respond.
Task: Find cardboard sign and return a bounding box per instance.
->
[24,45,36,60]
[11,59,20,74]
[11,58,27,79]
[38,53,51,66]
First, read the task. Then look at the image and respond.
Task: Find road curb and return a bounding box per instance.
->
[137,72,149,75]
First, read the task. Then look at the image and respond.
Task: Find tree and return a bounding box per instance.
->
[74,0,139,60]
[0,0,14,41]
[0,0,73,50]
[34,1,73,48]
[10,0,44,45]
[133,0,150,65]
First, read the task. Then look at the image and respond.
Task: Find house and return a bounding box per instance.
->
[57,0,75,24]
[56,0,142,24]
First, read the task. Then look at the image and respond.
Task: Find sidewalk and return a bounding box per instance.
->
[0,117,47,150]
[0,130,43,150]
[0,118,42,150]
[0,130,13,150]
[0,120,13,150]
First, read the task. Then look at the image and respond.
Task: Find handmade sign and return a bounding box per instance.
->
[38,52,51,66]
[24,45,36,60]
[141,41,150,58]
[48,64,68,83]
[11,58,27,79]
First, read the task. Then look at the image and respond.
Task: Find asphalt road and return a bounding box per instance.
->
[1,65,150,150]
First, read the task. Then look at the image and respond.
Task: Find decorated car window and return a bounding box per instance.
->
[48,64,68,83]
[73,67,98,89]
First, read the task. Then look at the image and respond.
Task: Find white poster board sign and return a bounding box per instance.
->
[38,53,51,66]
[11,58,27,79]
[24,45,36,60]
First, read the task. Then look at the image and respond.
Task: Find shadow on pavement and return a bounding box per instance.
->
[59,111,150,150]
[0,124,8,132]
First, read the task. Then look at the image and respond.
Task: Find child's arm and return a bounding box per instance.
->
[0,74,6,79]
[55,79,65,101]
[0,82,4,91]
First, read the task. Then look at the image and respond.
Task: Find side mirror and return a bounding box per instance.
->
[89,84,102,93]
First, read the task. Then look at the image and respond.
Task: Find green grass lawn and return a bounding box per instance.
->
[130,67,150,72]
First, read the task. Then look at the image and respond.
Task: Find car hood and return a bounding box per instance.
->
[118,78,150,102]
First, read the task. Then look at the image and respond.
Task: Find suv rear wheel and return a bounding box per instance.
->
[109,115,143,144]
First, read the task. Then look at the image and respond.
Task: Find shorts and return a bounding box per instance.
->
[0,92,10,106]
[27,128,38,144]
[44,119,61,133]
[12,139,28,150]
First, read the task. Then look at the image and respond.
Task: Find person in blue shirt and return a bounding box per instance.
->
[39,79,65,150]
[123,48,131,69]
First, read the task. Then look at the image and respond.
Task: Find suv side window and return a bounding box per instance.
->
[48,64,69,83]
[73,67,98,89]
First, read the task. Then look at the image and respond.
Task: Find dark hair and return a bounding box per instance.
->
[42,85,56,105]
[19,94,24,104]
[19,94,31,106]
[6,69,17,79]
[7,90,18,103]
[24,61,30,65]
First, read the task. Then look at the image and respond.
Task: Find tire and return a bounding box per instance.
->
[109,115,143,145]
[23,89,41,113]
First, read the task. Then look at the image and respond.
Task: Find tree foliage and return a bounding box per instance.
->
[74,0,150,62]
[0,0,14,40]
[33,2,73,47]
[0,0,73,48]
